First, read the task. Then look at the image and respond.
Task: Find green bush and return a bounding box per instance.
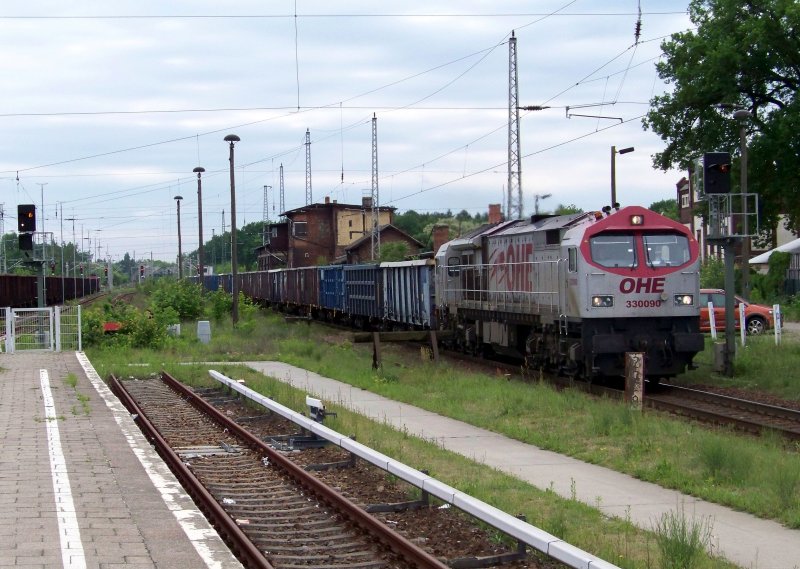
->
[123,310,168,349]
[151,279,203,320]
[699,257,725,289]
[751,251,791,302]
[81,311,106,347]
[207,289,232,321]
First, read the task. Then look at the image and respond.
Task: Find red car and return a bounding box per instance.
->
[699,289,776,335]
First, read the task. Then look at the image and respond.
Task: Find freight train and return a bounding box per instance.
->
[219,205,704,380]
[0,274,100,308]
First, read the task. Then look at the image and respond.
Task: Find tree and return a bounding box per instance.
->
[643,0,800,236]
[649,199,679,221]
[553,204,583,215]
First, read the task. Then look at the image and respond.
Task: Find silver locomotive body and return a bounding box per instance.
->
[435,206,704,379]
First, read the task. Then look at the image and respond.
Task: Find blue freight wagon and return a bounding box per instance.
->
[381,259,436,329]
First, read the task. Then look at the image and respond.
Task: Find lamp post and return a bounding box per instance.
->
[174,195,184,279]
[224,134,241,326]
[610,146,634,206]
[193,166,206,290]
[734,109,752,299]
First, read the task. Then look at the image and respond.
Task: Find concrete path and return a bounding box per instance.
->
[243,361,800,569]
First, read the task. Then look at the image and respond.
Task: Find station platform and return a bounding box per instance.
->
[0,352,242,569]
[245,361,800,569]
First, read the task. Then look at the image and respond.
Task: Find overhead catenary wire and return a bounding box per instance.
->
[2,6,690,260]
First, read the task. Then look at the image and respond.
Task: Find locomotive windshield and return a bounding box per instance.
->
[590,234,637,268]
[643,233,690,267]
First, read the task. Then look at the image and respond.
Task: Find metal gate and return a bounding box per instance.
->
[1,306,82,353]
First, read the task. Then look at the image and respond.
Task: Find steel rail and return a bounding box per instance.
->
[108,374,272,569]
[159,371,450,569]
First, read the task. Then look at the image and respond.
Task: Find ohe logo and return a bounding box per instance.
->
[619,277,665,294]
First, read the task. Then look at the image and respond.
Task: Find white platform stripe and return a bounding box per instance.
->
[74,352,241,569]
[40,369,87,569]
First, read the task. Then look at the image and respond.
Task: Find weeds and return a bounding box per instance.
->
[653,506,713,569]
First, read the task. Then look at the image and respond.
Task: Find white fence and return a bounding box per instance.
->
[1,306,82,353]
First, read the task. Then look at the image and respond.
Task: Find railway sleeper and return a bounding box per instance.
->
[366,489,431,514]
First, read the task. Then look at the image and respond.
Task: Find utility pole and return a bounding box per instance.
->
[0,204,5,273]
[37,182,48,235]
[371,113,380,260]
[221,210,226,264]
[262,184,271,245]
[279,163,285,217]
[305,129,312,205]
[507,30,522,220]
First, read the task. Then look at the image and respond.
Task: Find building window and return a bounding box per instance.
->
[293,221,308,237]
[348,220,353,227]
[681,193,690,208]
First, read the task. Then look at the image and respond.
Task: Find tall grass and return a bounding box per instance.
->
[653,506,714,569]
[676,334,800,399]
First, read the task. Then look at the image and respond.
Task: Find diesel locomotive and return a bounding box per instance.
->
[435,205,704,378]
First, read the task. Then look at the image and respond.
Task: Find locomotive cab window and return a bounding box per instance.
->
[590,234,637,268]
[643,233,690,267]
[568,248,577,272]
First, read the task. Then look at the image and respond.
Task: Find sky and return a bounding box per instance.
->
[0,1,693,264]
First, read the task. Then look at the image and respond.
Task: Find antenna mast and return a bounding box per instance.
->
[305,129,312,205]
[371,113,380,260]
[507,30,523,219]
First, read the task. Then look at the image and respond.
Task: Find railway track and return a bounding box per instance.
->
[647,384,800,442]
[437,347,800,442]
[110,373,544,569]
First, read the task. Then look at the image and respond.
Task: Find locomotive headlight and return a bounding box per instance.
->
[630,214,644,225]
[674,294,694,306]
[592,295,614,308]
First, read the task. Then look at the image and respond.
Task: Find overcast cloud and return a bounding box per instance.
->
[0,1,692,262]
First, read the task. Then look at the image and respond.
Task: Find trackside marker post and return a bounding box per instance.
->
[624,352,644,411]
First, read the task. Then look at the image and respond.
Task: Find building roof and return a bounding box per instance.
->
[283,201,395,216]
[344,224,424,252]
[749,237,800,264]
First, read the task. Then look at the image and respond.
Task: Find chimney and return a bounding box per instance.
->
[488,203,502,224]
[325,196,330,205]
[432,224,450,254]
[362,196,373,209]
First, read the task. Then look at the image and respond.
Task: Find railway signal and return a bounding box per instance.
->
[703,152,731,194]
[139,265,145,278]
[17,204,36,232]
[18,233,33,251]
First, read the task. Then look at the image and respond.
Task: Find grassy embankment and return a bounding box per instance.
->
[85,298,800,569]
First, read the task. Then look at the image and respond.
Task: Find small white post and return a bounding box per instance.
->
[773,304,782,345]
[708,302,717,340]
[739,302,747,346]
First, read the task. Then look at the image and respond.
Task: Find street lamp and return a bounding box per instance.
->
[224,133,241,326]
[734,109,752,299]
[174,195,184,279]
[610,146,635,206]
[193,166,206,290]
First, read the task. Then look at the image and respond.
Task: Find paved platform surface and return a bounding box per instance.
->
[0,352,242,569]
[245,361,800,569]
